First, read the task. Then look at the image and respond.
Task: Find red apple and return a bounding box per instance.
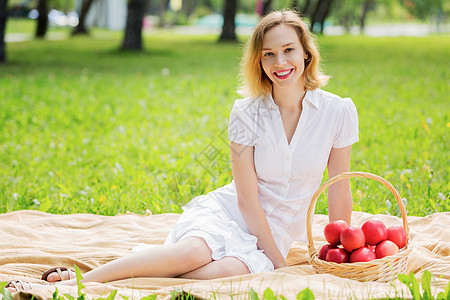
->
[318,244,336,260]
[361,219,387,245]
[366,244,376,252]
[386,225,407,249]
[340,225,366,252]
[324,220,349,246]
[326,248,350,263]
[375,240,399,258]
[350,246,377,263]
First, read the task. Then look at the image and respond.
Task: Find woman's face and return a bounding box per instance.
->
[260,24,308,91]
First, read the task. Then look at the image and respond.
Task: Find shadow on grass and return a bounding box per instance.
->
[105,47,177,58]
[1,34,238,77]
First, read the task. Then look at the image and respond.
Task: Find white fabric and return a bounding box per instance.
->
[166,88,359,271]
[165,195,274,273]
[224,88,359,257]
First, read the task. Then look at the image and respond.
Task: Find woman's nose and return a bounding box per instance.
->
[275,53,286,66]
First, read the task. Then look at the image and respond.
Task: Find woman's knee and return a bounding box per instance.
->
[177,237,212,268]
[220,257,251,277]
[177,256,250,279]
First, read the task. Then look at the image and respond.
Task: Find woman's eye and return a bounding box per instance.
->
[263,52,273,57]
[285,48,295,53]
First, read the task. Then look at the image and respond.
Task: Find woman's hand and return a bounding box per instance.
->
[273,260,288,269]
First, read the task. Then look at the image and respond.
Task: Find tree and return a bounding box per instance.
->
[301,0,314,16]
[262,0,272,15]
[72,0,96,35]
[359,0,376,31]
[310,0,334,34]
[182,0,199,19]
[122,0,147,50]
[332,0,376,33]
[219,0,237,42]
[198,0,222,11]
[36,0,49,38]
[158,0,169,27]
[0,0,7,64]
[291,0,314,17]
[401,0,444,20]
[333,0,361,32]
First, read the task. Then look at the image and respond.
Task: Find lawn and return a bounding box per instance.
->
[0,27,448,217]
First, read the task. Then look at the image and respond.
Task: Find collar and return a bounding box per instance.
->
[265,89,320,110]
[304,89,320,110]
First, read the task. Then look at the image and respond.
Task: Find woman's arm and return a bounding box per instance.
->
[230,141,286,269]
[327,145,353,224]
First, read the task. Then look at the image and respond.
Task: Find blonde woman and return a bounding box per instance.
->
[7,9,358,291]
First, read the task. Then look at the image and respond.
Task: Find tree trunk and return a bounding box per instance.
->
[158,0,169,28]
[182,0,198,19]
[121,0,147,50]
[341,15,351,32]
[219,0,237,42]
[0,0,7,64]
[319,0,333,34]
[262,0,272,15]
[310,0,322,30]
[359,0,375,32]
[310,0,333,34]
[36,0,48,38]
[302,0,312,16]
[72,0,96,35]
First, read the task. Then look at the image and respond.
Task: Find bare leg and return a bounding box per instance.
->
[53,237,213,286]
[178,256,250,280]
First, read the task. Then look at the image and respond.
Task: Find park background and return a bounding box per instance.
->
[0,0,448,219]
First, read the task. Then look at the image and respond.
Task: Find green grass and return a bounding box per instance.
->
[5,18,36,34]
[0,30,448,217]
[5,18,76,35]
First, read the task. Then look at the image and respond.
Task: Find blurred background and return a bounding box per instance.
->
[2,0,449,57]
[0,1,448,216]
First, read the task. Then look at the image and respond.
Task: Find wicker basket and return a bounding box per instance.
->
[306,171,411,282]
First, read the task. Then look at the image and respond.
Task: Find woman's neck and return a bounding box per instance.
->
[272,83,306,111]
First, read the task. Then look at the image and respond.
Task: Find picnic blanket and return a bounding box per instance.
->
[0,210,448,299]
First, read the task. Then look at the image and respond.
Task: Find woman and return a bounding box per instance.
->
[7,9,358,291]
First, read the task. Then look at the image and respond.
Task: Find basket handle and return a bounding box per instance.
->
[306,171,408,256]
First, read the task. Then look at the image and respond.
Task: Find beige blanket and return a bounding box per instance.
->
[0,210,448,299]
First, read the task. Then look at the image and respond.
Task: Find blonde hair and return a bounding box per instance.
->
[239,10,329,97]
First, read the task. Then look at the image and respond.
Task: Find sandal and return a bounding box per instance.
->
[6,280,33,292]
[41,267,75,282]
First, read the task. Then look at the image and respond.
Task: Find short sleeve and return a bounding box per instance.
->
[332,97,359,148]
[228,99,256,146]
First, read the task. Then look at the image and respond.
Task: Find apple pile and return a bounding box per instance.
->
[318,220,407,263]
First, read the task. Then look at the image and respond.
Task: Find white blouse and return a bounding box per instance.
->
[206,89,359,258]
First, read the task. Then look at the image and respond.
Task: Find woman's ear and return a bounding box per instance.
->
[304,51,311,61]
[304,53,312,67]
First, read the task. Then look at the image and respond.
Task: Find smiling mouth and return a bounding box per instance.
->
[273,69,293,79]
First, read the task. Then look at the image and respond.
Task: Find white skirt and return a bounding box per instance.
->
[164,195,274,274]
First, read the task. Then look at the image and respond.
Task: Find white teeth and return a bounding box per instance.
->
[275,69,291,76]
